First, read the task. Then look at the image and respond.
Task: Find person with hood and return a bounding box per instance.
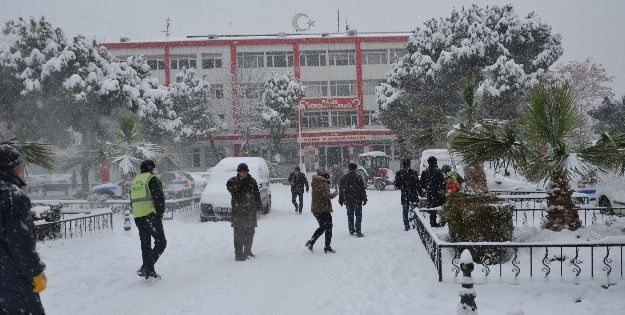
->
[394,159,423,231]
[0,144,47,314]
[420,156,446,227]
[305,170,339,253]
[129,160,167,279]
[338,163,368,237]
[227,163,262,261]
[287,166,309,214]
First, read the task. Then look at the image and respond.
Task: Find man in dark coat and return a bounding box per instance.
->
[305,171,338,253]
[287,166,309,214]
[129,160,167,279]
[0,144,47,314]
[226,163,262,261]
[338,163,368,237]
[394,159,423,231]
[420,156,446,227]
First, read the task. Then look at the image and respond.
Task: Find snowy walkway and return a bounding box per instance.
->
[39,185,624,314]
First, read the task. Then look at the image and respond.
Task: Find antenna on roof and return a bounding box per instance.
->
[337,8,340,33]
[162,17,171,39]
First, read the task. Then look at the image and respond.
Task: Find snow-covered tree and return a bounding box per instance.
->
[260,72,305,162]
[589,96,625,134]
[556,59,615,145]
[378,4,563,134]
[169,68,221,139]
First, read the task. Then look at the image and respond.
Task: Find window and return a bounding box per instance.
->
[363,79,384,95]
[210,84,224,99]
[192,148,201,168]
[237,52,265,68]
[201,53,223,69]
[328,50,355,66]
[390,48,406,63]
[362,49,388,65]
[302,111,329,128]
[302,81,328,97]
[330,111,358,127]
[266,51,293,67]
[170,54,197,70]
[329,80,357,96]
[364,110,380,125]
[238,83,262,99]
[146,56,165,70]
[299,50,327,66]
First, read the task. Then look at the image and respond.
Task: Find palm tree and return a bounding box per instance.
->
[411,75,488,192]
[0,139,56,170]
[64,115,177,189]
[450,85,625,231]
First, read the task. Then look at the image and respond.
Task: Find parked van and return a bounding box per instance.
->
[200,157,272,222]
[419,149,463,175]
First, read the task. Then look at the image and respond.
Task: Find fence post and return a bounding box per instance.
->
[123,210,132,231]
[457,249,478,315]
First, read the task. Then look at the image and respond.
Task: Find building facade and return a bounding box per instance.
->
[102,32,411,171]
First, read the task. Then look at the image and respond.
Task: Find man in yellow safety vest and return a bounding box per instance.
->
[129,160,166,279]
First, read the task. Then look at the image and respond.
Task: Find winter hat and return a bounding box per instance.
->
[442,165,452,173]
[348,163,357,171]
[0,144,23,170]
[140,160,156,173]
[402,159,411,169]
[294,166,300,171]
[427,156,437,166]
[237,163,249,172]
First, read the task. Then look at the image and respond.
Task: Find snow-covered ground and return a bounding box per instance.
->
[37,185,625,315]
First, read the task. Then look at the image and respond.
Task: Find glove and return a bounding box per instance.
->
[33,272,47,293]
[363,200,367,206]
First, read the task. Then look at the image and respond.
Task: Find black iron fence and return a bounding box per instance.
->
[413,208,625,285]
[35,211,113,242]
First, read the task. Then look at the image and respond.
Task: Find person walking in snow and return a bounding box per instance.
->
[0,144,47,314]
[227,163,262,261]
[129,160,167,279]
[338,163,368,237]
[420,156,446,227]
[287,166,309,214]
[306,170,339,253]
[394,159,423,231]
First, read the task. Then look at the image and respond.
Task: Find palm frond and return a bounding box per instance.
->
[525,86,581,148]
[1,139,56,170]
[580,132,625,175]
[450,122,529,171]
[460,74,480,126]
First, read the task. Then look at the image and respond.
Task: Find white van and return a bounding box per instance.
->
[419,149,463,175]
[200,157,272,222]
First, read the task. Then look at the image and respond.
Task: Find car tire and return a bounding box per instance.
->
[200,217,208,223]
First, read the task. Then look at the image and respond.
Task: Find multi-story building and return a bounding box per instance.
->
[102,32,411,171]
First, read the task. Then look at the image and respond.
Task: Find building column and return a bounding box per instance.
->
[229,43,239,132]
[164,46,171,86]
[355,39,365,129]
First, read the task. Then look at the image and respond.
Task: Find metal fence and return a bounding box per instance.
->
[35,211,113,242]
[413,209,625,285]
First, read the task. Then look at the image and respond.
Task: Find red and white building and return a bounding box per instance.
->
[102,32,410,171]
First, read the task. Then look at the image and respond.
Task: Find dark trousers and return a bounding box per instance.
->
[402,202,411,229]
[233,225,255,258]
[0,289,45,315]
[346,203,362,233]
[311,212,333,247]
[134,213,167,270]
[291,192,304,212]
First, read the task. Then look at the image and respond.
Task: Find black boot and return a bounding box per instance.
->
[324,246,336,253]
[305,240,314,251]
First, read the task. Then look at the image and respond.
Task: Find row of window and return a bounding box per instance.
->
[301,110,379,128]
[139,48,406,71]
[303,79,384,97]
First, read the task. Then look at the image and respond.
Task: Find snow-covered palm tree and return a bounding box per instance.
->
[0,138,56,170]
[450,85,625,231]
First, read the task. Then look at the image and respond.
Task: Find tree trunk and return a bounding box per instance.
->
[464,162,488,193]
[80,163,90,193]
[544,171,582,231]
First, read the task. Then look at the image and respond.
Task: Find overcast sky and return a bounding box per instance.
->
[2,0,624,95]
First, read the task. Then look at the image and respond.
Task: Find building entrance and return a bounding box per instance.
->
[318,146,350,170]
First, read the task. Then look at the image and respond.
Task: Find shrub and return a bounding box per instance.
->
[31,204,63,241]
[443,193,514,264]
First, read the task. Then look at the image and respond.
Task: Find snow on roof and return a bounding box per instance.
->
[359,151,387,157]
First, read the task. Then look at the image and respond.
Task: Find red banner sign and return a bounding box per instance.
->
[299,97,360,110]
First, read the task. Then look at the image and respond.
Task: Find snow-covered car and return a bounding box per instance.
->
[188,171,211,195]
[91,171,194,199]
[200,157,272,222]
[595,171,625,215]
